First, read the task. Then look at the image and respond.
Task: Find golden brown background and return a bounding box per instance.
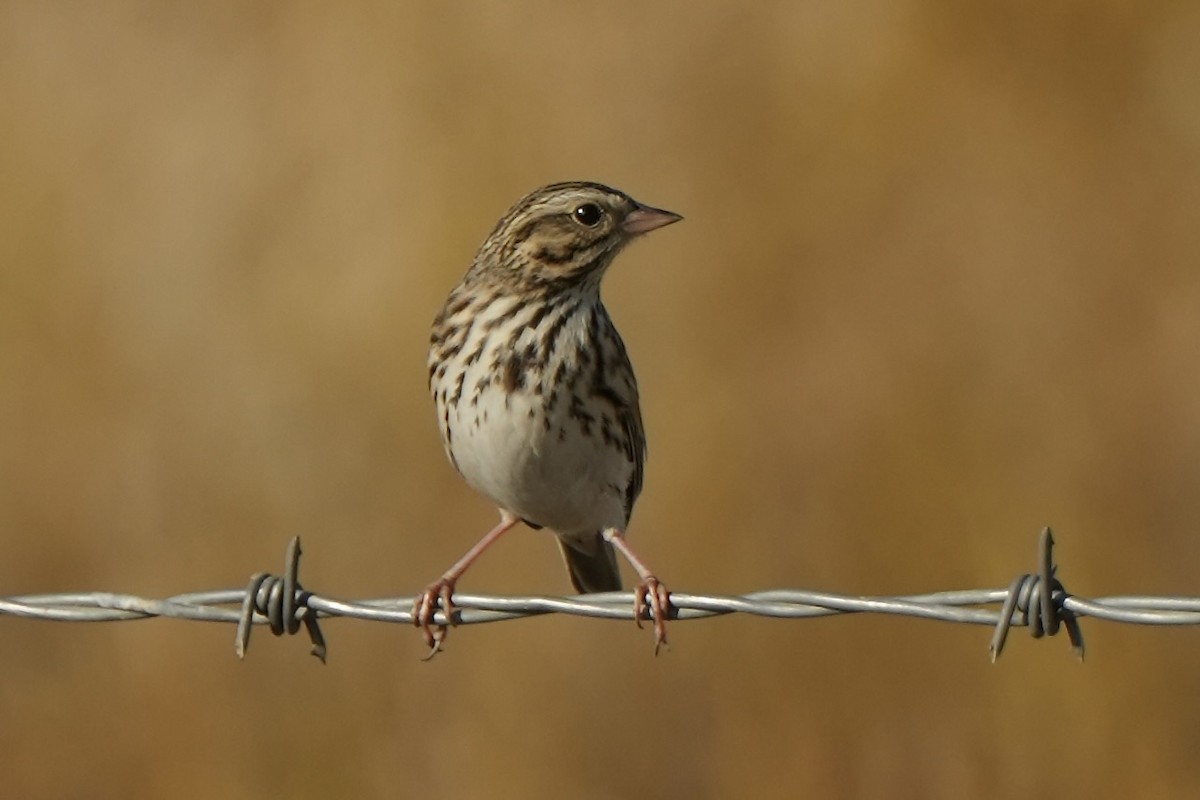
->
[3,3,1200,798]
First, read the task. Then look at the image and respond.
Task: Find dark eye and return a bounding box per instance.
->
[573,203,603,227]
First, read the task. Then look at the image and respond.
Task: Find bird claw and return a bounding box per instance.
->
[633,576,671,655]
[412,578,457,659]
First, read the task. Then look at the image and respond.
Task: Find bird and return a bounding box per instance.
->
[416,181,681,657]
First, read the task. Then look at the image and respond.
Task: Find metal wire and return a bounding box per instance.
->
[2,528,1197,662]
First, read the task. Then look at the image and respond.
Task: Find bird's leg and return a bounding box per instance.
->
[602,527,671,655]
[413,509,520,658]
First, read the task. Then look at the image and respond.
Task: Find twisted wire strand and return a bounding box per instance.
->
[2,528,1197,661]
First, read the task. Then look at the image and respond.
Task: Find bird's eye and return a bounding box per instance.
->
[573,203,603,227]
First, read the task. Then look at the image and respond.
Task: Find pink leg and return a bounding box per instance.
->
[413,509,520,658]
[602,527,671,655]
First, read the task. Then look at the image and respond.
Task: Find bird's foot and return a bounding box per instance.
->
[412,578,457,660]
[634,575,671,655]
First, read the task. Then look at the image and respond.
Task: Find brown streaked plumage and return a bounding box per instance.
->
[417,181,681,656]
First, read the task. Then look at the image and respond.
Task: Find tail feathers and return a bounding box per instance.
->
[557,537,622,594]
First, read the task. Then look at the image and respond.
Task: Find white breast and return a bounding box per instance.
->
[436,309,633,537]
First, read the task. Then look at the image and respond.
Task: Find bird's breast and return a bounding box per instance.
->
[433,320,635,534]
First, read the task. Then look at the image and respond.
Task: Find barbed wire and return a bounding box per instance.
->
[2,528,1198,662]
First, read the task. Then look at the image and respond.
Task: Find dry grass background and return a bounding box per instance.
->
[3,2,1200,798]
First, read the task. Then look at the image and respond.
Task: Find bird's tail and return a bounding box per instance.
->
[557,536,622,594]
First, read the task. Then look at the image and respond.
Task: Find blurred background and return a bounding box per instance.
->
[3,2,1200,798]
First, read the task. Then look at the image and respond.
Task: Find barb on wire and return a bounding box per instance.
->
[2,528,1199,662]
[235,537,326,663]
[989,528,1084,662]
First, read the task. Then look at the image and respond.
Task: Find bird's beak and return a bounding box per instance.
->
[623,204,683,235]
